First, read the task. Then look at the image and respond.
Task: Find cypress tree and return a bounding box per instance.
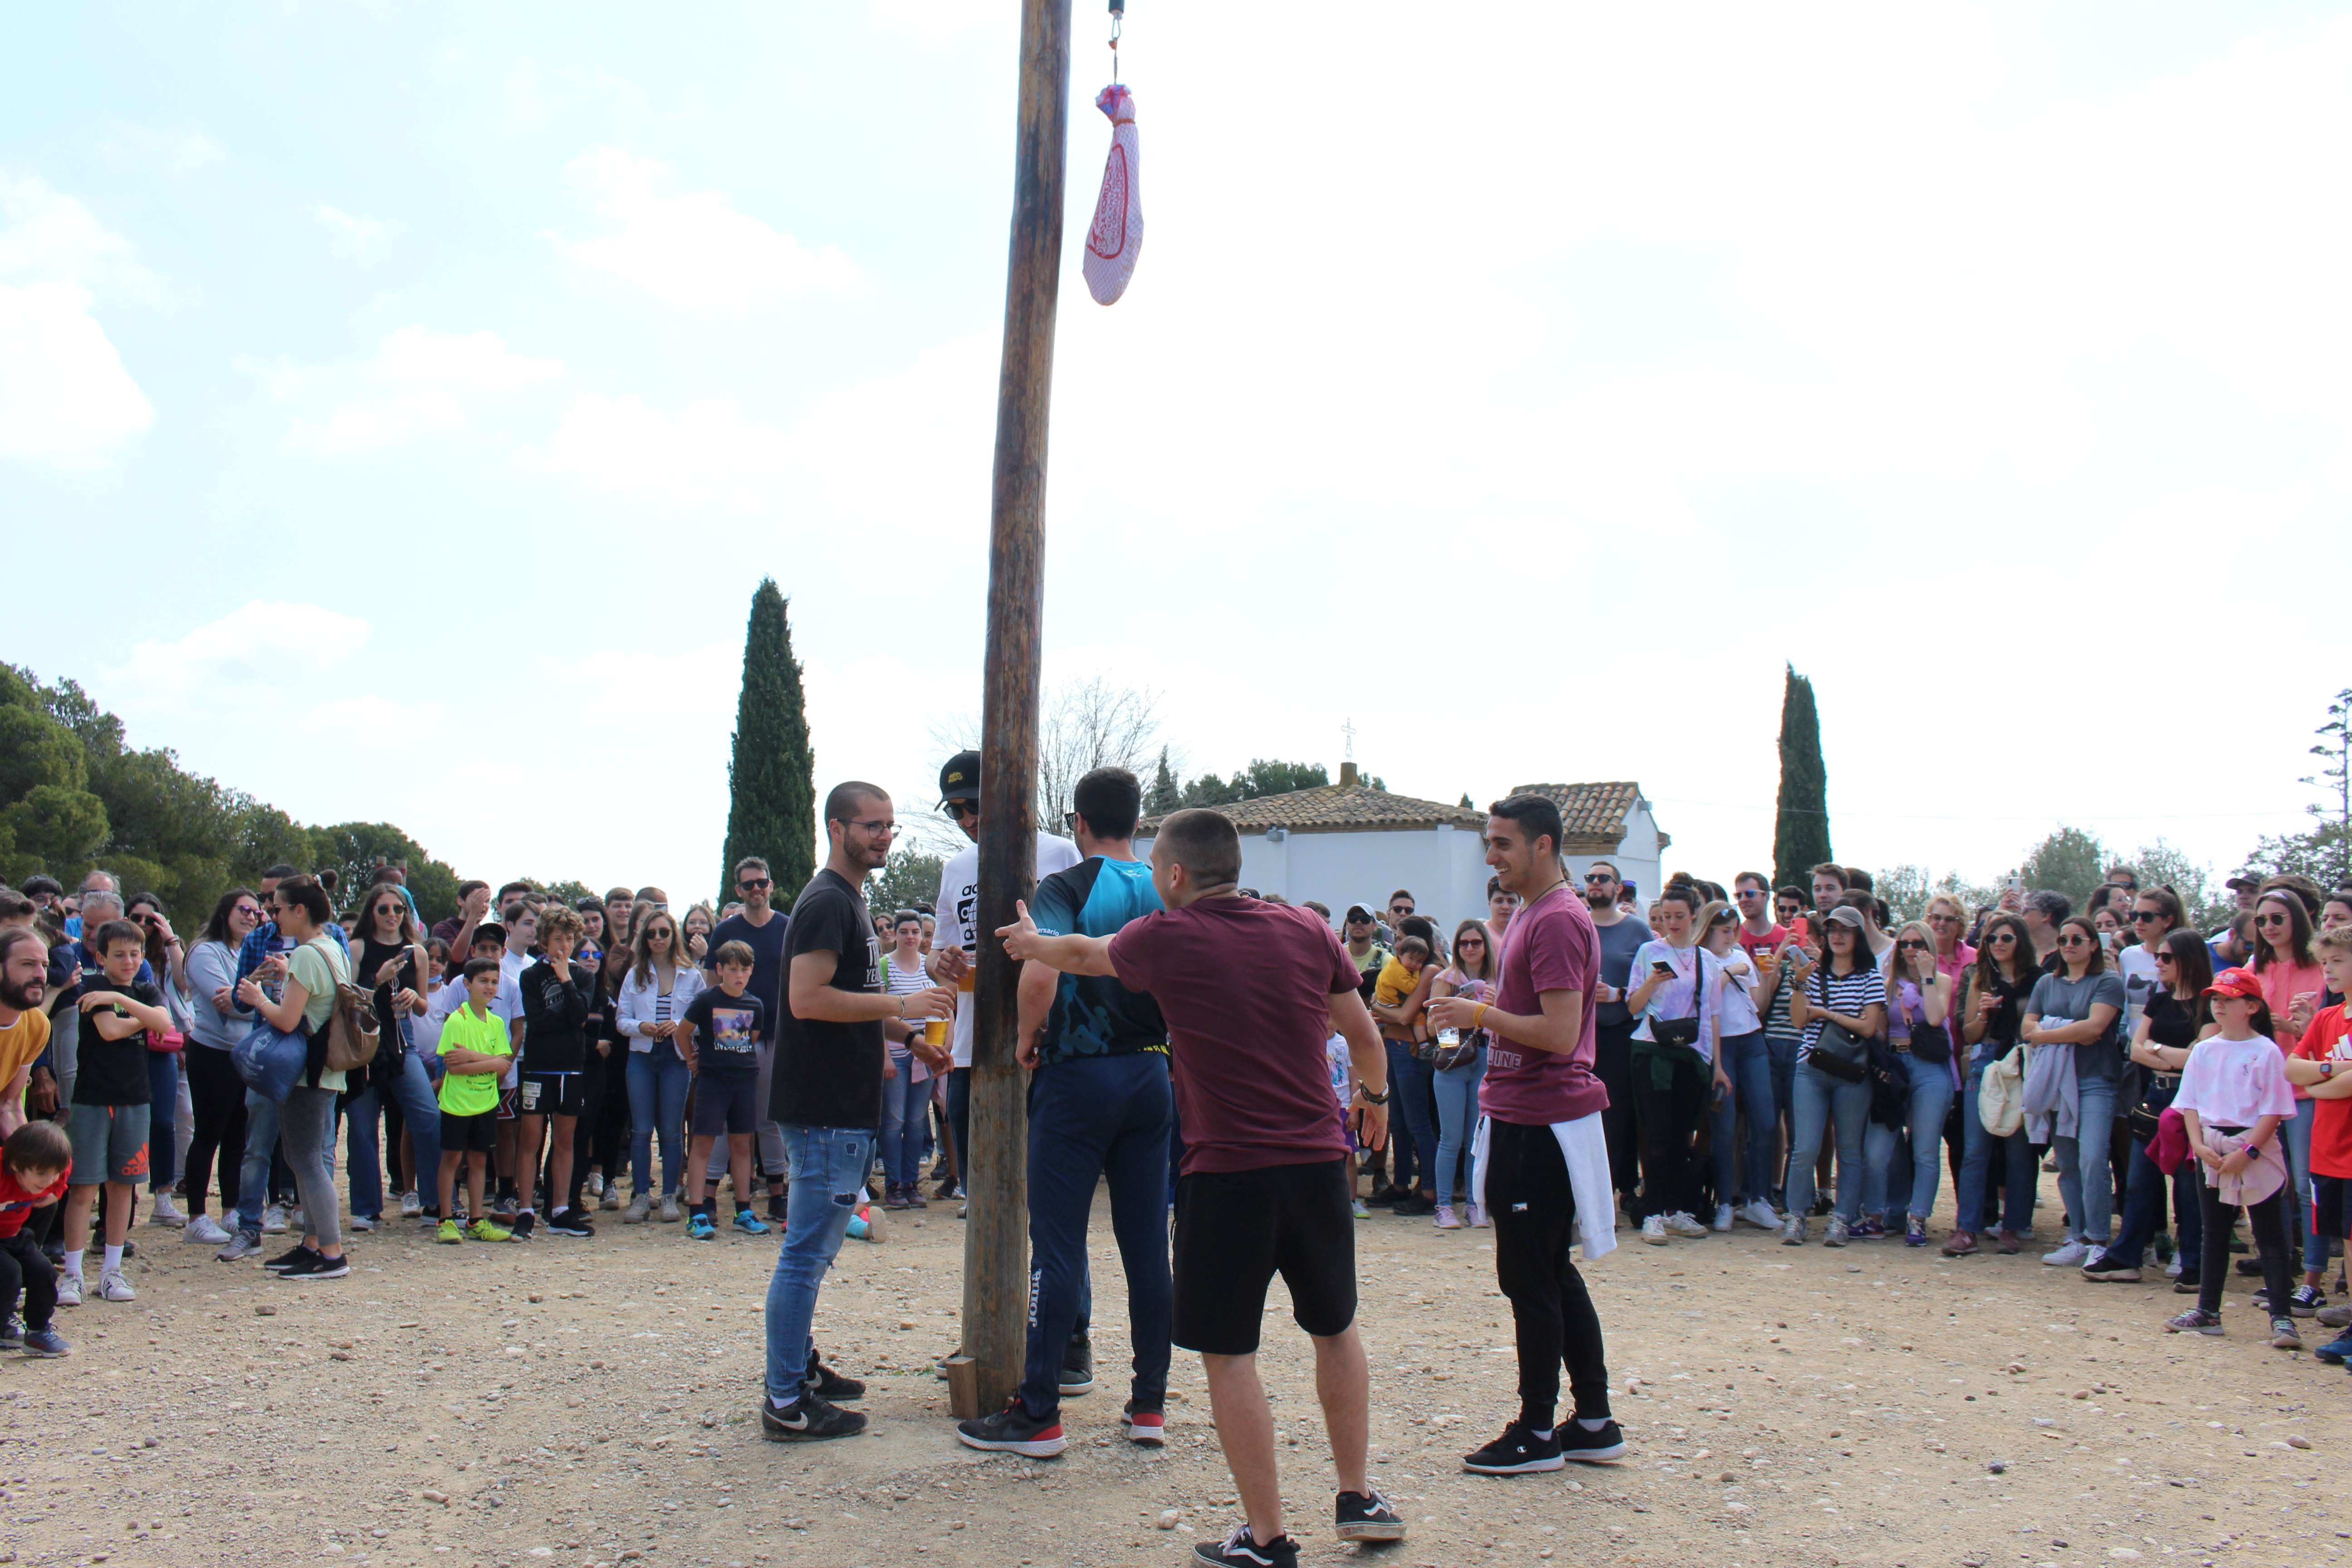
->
[1145,746,1181,817]
[1772,664,1832,894]
[720,579,815,903]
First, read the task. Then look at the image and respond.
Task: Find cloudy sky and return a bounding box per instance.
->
[4,2,2346,903]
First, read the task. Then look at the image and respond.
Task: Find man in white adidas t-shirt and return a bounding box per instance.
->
[926,750,1079,1199]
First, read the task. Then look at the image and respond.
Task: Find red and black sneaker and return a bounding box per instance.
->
[955,1400,1068,1458]
[1121,1398,1166,1446]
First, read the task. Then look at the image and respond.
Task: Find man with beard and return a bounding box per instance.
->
[0,929,52,1141]
[1428,796,1624,1477]
[1577,861,1651,1212]
[761,782,954,1441]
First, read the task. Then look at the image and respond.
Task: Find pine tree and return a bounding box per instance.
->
[720,580,816,904]
[1146,746,1181,817]
[1772,664,1832,894]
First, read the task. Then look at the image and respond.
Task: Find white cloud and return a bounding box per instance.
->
[100,124,227,179]
[314,205,390,259]
[250,324,563,459]
[0,172,155,468]
[104,600,371,713]
[542,147,856,311]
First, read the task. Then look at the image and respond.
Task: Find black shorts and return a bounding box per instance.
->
[441,1109,499,1154]
[518,1072,586,1118]
[1171,1157,1356,1356]
[2314,1171,2352,1242]
[691,1073,760,1137]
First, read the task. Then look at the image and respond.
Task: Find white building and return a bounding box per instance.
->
[1135,767,1670,936]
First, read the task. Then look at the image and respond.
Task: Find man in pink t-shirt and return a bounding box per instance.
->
[1001,808,1404,1561]
[1427,794,1622,1479]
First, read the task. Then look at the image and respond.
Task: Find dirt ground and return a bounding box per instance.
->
[6,1185,2350,1568]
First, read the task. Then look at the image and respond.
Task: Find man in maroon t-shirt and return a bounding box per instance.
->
[1001,808,1405,1565]
[1428,794,1626,1479]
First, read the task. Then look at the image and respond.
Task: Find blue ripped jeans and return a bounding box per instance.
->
[764,1125,875,1402]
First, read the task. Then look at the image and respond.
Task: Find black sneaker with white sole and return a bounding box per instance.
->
[954,1400,1068,1458]
[508,1210,537,1241]
[1556,1417,1628,1462]
[263,1244,319,1273]
[545,1209,594,1238]
[279,1252,351,1280]
[1058,1332,1095,1396]
[1463,1421,1566,1474]
[805,1354,865,1401]
[1193,1525,1298,1567]
[1333,1488,1405,1541]
[759,1392,867,1441]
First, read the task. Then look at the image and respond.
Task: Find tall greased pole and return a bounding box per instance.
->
[963,0,1073,1417]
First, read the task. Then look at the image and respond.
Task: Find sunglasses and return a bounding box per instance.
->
[948,802,980,822]
[1896,939,1928,951]
[1584,873,1614,884]
[2255,912,2290,928]
[1988,932,2017,944]
[738,878,772,891]
[2155,951,2177,964]
[2058,934,2093,947]
[1458,936,1486,947]
[2131,910,2164,923]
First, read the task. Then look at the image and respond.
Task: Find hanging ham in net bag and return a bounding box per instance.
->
[1082,84,1143,305]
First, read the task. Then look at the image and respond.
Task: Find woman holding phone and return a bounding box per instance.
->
[1946,912,2042,1256]
[1425,919,1495,1229]
[1781,905,1886,1246]
[1864,922,1955,1247]
[1624,887,1721,1245]
[1700,902,1778,1231]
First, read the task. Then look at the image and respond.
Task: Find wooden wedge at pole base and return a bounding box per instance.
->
[944,1354,982,1421]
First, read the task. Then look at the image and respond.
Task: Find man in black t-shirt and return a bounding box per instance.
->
[760,782,954,1443]
[706,857,792,1222]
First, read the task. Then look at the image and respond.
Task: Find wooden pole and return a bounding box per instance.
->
[963,0,1073,1418]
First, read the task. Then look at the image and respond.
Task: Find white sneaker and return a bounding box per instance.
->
[184,1214,232,1246]
[1467,1203,1488,1229]
[586,1171,605,1198]
[1739,1200,1781,1230]
[2081,1244,2107,1270]
[1779,1215,1807,1246]
[1435,1205,1460,1230]
[147,1192,186,1229]
[1641,1215,1669,1245]
[1666,1210,1709,1238]
[2042,1239,2088,1267]
[1711,1203,1736,1233]
[349,1214,377,1232]
[1823,1215,1850,1247]
[658,1195,682,1224]
[260,1205,289,1235]
[56,1272,83,1307]
[600,1186,622,1211]
[624,1192,652,1224]
[401,1190,424,1218]
[98,1269,136,1303]
[2165,1256,2185,1279]
[285,1205,306,1231]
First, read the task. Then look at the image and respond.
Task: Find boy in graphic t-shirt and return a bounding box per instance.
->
[59,920,171,1308]
[2287,924,2352,1352]
[681,941,770,1240]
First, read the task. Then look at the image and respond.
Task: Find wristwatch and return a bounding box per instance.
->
[1358,1084,1390,1105]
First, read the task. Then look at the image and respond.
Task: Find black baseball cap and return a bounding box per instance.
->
[939,750,981,807]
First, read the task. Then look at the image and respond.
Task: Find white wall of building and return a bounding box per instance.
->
[1134,824,1492,936]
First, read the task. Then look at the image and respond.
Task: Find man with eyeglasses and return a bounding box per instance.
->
[926,750,1079,1203]
[763,781,954,1441]
[708,857,796,1225]
[1579,861,1652,1213]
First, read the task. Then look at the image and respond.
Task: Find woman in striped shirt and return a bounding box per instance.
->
[1780,904,1887,1247]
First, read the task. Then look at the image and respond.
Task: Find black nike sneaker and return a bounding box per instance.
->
[758,1392,867,1442]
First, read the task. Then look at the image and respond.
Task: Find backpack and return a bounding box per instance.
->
[306,937,382,1074]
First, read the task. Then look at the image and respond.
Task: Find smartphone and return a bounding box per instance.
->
[1651,961,1676,976]
[2007,874,2024,896]
[1437,1027,1460,1048]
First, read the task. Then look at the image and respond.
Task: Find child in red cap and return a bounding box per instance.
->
[2166,968,2299,1347]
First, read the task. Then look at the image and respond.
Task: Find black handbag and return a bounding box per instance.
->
[1907,1016,1953,1067]
[1650,948,1703,1052]
[1805,964,1871,1082]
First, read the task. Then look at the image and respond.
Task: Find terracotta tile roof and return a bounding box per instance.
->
[1506,781,1646,843]
[1139,784,1487,836]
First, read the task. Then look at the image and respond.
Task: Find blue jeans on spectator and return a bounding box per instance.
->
[146,1050,179,1192]
[2105,1129,2203,1273]
[878,1061,932,1189]
[2053,1074,2117,1246]
[1764,1032,1801,1202]
[2282,1102,2323,1272]
[1862,1056,1956,1222]
[627,1044,691,1198]
[764,1125,876,1403]
[1957,1047,2038,1236]
[1385,1040,1435,1194]
[345,1050,444,1217]
[1430,1048,1485,1206]
[235,1090,282,1237]
[1784,1059,1868,1224]
[1718,1030,1775,1205]
[1018,1052,1172,1421]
